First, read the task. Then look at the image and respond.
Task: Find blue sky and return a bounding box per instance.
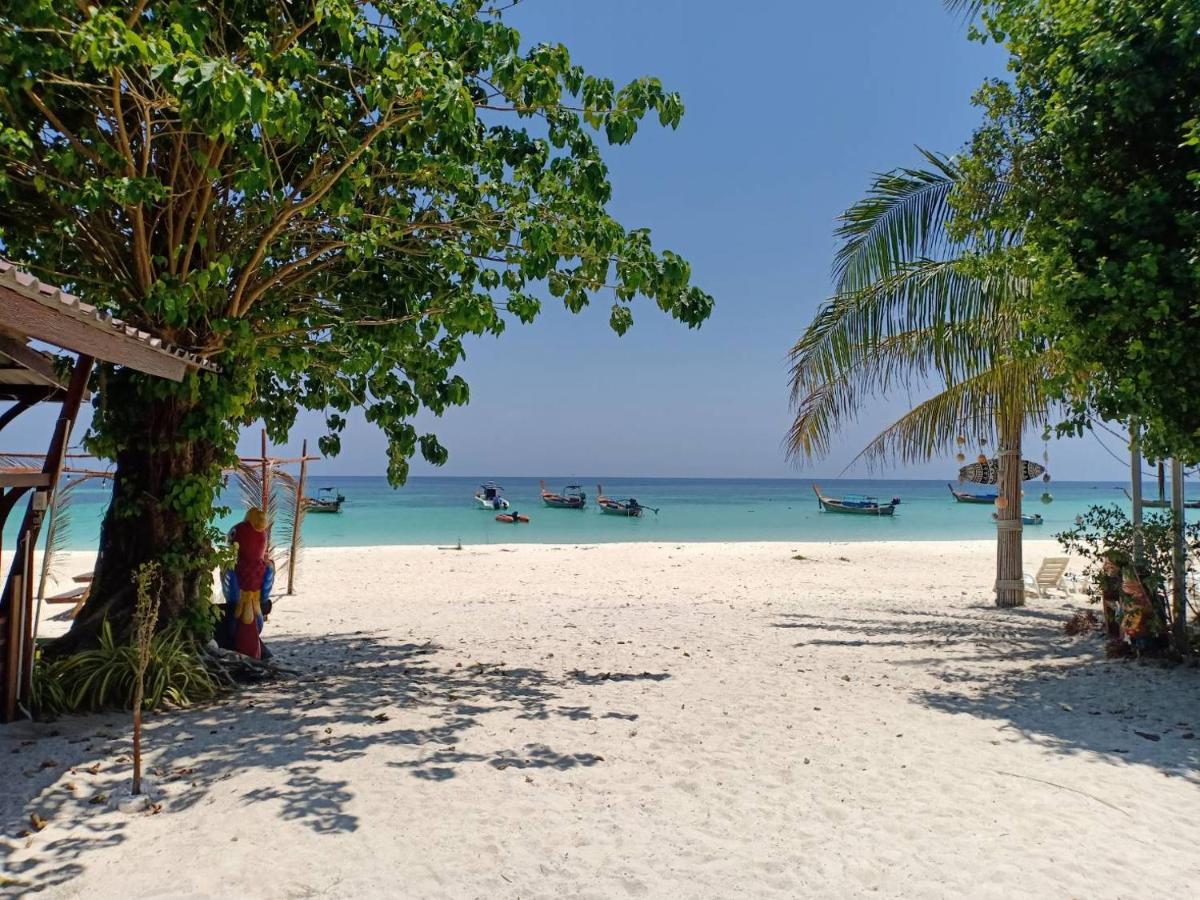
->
[6,1,1135,481]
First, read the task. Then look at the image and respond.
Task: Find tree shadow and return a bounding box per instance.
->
[1,630,666,891]
[774,606,1200,779]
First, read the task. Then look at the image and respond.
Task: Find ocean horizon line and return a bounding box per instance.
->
[303,473,1135,486]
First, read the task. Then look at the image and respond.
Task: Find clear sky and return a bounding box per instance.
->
[6,1,1136,481]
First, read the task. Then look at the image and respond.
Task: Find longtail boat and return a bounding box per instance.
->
[948,483,998,505]
[812,485,897,516]
[541,480,587,509]
[596,484,658,517]
[1123,491,1200,510]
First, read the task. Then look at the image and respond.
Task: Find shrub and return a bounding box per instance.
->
[32,620,218,717]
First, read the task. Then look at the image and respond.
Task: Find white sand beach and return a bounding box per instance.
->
[3,540,1199,898]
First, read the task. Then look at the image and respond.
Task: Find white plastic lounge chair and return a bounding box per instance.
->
[1023,557,1070,599]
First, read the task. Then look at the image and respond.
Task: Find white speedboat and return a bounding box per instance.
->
[475,481,510,510]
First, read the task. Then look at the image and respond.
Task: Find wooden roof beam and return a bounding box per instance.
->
[0,333,67,391]
[0,286,189,381]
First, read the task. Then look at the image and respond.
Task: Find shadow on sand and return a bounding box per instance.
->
[775,605,1200,779]
[0,631,666,891]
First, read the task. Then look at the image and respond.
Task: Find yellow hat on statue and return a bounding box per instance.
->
[246,508,268,531]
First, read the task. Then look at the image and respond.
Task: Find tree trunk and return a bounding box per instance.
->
[995,417,1025,608]
[48,375,226,656]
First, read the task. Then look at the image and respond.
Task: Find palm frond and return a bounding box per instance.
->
[272,469,305,580]
[944,0,987,21]
[789,157,1052,472]
[851,354,1059,469]
[834,151,962,292]
[38,477,75,596]
[232,462,282,555]
[793,259,1025,396]
[834,153,1012,294]
[787,318,1027,461]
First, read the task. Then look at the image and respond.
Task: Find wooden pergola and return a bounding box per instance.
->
[0,261,218,721]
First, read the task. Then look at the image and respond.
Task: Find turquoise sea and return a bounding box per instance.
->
[15,475,1200,551]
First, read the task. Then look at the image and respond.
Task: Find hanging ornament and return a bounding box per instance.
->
[955,452,966,463]
[1043,472,1051,484]
[956,435,967,446]
[1041,428,1052,443]
[977,453,989,465]
[1041,491,1054,505]
[980,437,988,446]
[996,496,1010,510]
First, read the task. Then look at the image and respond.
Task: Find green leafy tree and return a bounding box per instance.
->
[0,0,713,650]
[787,153,1058,607]
[964,0,1200,462]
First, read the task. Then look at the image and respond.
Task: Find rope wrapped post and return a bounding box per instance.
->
[994,422,1025,609]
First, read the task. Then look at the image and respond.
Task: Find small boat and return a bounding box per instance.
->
[812,485,897,516]
[475,481,510,510]
[305,487,345,514]
[596,484,657,517]
[1122,489,1200,510]
[948,483,998,505]
[495,512,530,523]
[993,512,1044,526]
[541,480,587,509]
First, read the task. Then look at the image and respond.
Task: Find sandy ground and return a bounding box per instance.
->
[2,540,1199,898]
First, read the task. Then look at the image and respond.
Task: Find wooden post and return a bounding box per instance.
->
[1130,424,1144,565]
[2,354,92,719]
[260,428,271,545]
[1170,458,1188,655]
[994,417,1025,608]
[287,440,308,595]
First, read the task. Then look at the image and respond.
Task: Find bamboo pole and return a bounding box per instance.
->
[1171,459,1188,655]
[287,440,308,595]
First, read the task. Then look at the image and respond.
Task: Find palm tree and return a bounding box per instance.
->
[787,151,1057,607]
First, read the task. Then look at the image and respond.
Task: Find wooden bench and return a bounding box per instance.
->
[44,572,92,619]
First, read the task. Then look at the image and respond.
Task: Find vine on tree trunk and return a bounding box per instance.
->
[50,360,253,656]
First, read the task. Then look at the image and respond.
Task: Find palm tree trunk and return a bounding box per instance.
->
[995,416,1025,608]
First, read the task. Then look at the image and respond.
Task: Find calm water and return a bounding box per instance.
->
[14,475,1199,550]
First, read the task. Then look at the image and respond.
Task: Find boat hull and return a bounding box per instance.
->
[818,499,896,516]
[542,496,585,509]
[948,483,997,504]
[951,493,997,505]
[599,504,641,517]
[476,495,510,510]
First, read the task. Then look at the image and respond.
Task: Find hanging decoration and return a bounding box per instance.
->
[1040,423,1054,504]
[958,458,1047,485]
